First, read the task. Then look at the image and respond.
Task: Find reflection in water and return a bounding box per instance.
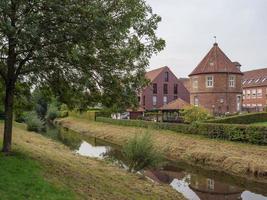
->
[43,124,267,200]
[76,141,110,158]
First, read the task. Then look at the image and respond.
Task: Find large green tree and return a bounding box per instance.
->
[0,0,165,152]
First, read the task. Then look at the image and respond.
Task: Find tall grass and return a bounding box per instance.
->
[122,133,164,172]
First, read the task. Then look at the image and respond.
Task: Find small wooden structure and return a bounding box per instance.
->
[127,107,145,120]
[159,98,190,123]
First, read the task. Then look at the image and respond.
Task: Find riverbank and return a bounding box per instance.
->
[0,122,185,200]
[56,117,267,183]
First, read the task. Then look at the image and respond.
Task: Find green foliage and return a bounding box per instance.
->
[122,133,164,172]
[181,106,211,123]
[0,151,75,200]
[208,112,267,124]
[25,112,45,132]
[46,100,60,121]
[96,117,267,145]
[96,117,189,133]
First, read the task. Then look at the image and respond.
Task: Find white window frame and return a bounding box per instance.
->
[206,76,214,88]
[194,96,199,106]
[229,75,236,87]
[252,89,256,99]
[246,90,251,99]
[163,96,167,105]
[152,96,157,106]
[193,78,198,89]
[257,89,262,98]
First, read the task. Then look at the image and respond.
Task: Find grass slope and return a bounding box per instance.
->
[56,117,267,183]
[0,151,75,200]
[0,122,184,200]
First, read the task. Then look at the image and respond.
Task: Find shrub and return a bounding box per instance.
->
[207,112,267,124]
[25,112,45,132]
[47,104,59,121]
[15,112,27,123]
[96,117,267,145]
[122,133,164,172]
[181,106,211,124]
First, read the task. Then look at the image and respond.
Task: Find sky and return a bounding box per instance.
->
[145,0,267,78]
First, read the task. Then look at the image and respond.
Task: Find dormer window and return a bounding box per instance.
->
[206,76,214,88]
[164,72,169,82]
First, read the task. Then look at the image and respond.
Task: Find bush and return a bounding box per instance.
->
[122,133,164,172]
[96,117,190,133]
[15,112,27,123]
[46,104,59,121]
[96,117,267,145]
[207,112,267,124]
[181,106,211,124]
[25,112,45,132]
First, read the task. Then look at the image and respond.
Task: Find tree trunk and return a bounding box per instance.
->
[2,82,15,153]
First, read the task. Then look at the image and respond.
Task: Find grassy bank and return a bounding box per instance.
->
[0,123,185,200]
[56,117,267,183]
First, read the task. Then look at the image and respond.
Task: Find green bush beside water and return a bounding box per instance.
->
[25,112,45,132]
[207,112,267,124]
[96,117,267,145]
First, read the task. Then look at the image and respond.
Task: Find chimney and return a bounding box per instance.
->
[233,62,241,71]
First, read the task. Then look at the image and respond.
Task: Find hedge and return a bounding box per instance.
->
[96,117,189,133]
[207,112,267,124]
[69,110,112,121]
[96,117,267,145]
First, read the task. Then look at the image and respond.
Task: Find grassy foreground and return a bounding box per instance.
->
[0,122,185,200]
[57,117,267,183]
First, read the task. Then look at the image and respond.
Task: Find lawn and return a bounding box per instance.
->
[0,150,75,200]
[0,122,184,200]
[56,117,267,183]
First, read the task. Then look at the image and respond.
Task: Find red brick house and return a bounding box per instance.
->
[242,68,267,111]
[189,43,243,115]
[139,66,190,111]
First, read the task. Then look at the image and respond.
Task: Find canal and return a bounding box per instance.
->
[43,123,267,200]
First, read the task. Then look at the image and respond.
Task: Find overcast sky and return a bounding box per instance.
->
[145,0,267,78]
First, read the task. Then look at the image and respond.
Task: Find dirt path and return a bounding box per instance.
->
[0,123,185,200]
[56,117,267,183]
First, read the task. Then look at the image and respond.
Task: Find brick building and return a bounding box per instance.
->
[242,68,267,111]
[189,43,243,114]
[139,66,190,110]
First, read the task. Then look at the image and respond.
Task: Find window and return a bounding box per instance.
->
[252,89,256,99]
[194,96,199,106]
[143,96,145,106]
[206,76,213,88]
[257,89,262,98]
[193,78,198,89]
[174,84,178,94]
[163,84,168,94]
[164,72,169,82]
[207,179,215,191]
[163,96,167,105]
[246,90,250,99]
[229,75,236,87]
[243,90,246,100]
[153,83,157,94]
[138,96,141,103]
[152,96,157,106]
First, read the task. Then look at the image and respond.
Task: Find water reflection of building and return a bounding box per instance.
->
[144,169,243,200]
[190,174,242,200]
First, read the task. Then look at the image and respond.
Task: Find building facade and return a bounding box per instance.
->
[242,68,267,111]
[139,66,190,110]
[189,43,243,114]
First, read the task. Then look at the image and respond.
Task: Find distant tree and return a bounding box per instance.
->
[0,1,165,152]
[181,106,211,124]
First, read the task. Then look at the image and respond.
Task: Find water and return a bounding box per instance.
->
[44,124,267,200]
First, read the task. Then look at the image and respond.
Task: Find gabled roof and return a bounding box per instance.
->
[160,98,190,110]
[242,68,267,88]
[189,43,243,76]
[145,66,168,81]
